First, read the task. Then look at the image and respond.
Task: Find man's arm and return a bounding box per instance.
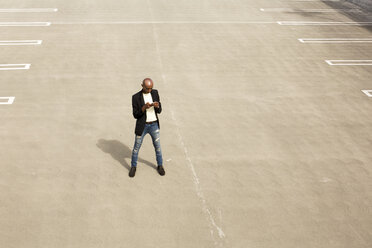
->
[132,95,145,119]
[154,91,162,114]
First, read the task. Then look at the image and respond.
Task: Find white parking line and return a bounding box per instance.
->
[0,64,31,70]
[361,90,372,97]
[0,22,51,26]
[52,21,277,25]
[0,8,58,12]
[278,21,372,26]
[0,97,15,105]
[0,40,42,45]
[325,60,372,66]
[261,8,360,13]
[299,38,372,43]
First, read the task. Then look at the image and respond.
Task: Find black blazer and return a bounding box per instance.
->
[132,89,162,136]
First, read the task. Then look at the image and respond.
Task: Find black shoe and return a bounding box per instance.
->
[157,165,165,176]
[129,167,136,177]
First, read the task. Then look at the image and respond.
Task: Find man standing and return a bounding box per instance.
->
[130,78,165,177]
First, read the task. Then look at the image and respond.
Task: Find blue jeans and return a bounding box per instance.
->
[131,122,163,167]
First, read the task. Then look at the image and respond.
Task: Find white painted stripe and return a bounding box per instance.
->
[299,38,372,43]
[0,64,31,70]
[0,97,15,104]
[325,60,372,65]
[261,8,360,13]
[278,21,372,26]
[362,90,372,97]
[0,8,58,12]
[0,40,42,45]
[52,21,277,25]
[0,22,51,26]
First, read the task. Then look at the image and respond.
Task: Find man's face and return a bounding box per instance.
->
[142,81,153,94]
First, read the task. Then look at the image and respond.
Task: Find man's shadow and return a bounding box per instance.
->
[96,139,157,171]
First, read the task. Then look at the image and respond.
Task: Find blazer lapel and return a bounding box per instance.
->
[150,90,154,101]
[150,90,157,102]
[139,90,144,106]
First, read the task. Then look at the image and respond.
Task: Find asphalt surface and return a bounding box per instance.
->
[0,0,371,247]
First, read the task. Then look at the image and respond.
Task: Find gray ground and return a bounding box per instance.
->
[0,0,371,247]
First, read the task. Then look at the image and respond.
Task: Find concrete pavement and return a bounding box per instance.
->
[0,0,371,247]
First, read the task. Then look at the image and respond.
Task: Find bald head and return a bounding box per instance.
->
[142,78,153,87]
[142,78,153,94]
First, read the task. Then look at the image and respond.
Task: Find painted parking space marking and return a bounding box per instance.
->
[325,60,372,66]
[52,21,277,25]
[0,64,31,70]
[0,22,51,26]
[299,38,372,43]
[0,40,42,45]
[0,8,58,12]
[261,8,360,13]
[278,21,372,26]
[362,90,372,97]
[0,97,15,104]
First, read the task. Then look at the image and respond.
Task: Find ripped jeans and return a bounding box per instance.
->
[131,122,163,167]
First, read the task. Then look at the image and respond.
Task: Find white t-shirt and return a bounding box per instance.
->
[143,93,157,122]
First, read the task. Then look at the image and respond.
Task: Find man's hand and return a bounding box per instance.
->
[142,102,152,112]
[153,102,159,108]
